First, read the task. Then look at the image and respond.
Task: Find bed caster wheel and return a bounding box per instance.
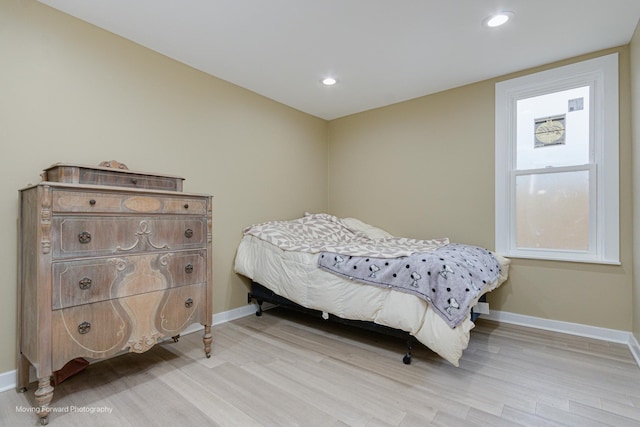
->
[17,387,27,393]
[172,335,180,343]
[255,301,263,316]
[403,338,413,364]
[206,352,211,358]
[40,416,49,426]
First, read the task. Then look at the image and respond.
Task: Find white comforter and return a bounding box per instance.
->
[234,214,510,366]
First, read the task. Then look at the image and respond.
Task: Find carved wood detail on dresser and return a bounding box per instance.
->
[17,162,213,425]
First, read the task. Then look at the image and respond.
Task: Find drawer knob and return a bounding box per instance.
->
[131,179,138,185]
[78,321,91,334]
[184,228,193,238]
[185,264,194,274]
[89,199,96,206]
[183,203,189,209]
[78,277,92,290]
[185,298,194,309]
[78,231,92,244]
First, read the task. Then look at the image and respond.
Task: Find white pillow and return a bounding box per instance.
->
[342,217,394,239]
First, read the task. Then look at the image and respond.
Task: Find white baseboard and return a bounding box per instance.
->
[483,309,632,344]
[629,333,640,367]
[1,306,637,393]
[0,369,16,393]
[212,301,275,325]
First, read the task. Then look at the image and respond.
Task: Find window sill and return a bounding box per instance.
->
[497,252,621,266]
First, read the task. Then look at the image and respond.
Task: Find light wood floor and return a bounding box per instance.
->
[3,308,640,426]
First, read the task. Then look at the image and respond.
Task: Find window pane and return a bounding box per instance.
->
[515,171,589,251]
[516,86,590,170]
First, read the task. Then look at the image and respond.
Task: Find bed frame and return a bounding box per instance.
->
[248,281,485,364]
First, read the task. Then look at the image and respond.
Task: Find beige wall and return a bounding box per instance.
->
[328,46,633,332]
[1,0,636,378]
[0,1,328,374]
[631,19,640,342]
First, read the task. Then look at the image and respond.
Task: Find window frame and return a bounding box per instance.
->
[495,53,619,264]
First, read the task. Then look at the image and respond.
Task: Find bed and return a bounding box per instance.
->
[234,213,510,366]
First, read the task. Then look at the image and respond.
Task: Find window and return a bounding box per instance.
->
[495,53,619,264]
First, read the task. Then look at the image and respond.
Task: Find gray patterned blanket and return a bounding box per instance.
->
[243,213,448,257]
[318,243,501,328]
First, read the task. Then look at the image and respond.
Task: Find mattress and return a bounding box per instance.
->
[234,216,510,366]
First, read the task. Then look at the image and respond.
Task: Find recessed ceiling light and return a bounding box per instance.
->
[322,77,337,86]
[484,11,514,28]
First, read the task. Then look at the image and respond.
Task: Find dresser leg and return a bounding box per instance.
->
[203,325,212,358]
[34,377,54,425]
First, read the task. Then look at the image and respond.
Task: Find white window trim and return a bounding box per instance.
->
[495,53,619,264]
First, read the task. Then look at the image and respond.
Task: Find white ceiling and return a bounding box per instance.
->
[39,0,640,120]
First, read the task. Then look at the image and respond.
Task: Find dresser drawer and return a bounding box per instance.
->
[52,299,131,370]
[156,283,206,336]
[52,250,207,309]
[44,163,183,191]
[52,190,207,215]
[52,216,207,259]
[51,283,205,370]
[79,169,181,191]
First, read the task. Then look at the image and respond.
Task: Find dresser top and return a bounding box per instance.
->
[43,161,185,181]
[33,161,187,193]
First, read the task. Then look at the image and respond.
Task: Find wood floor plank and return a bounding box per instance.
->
[535,402,612,427]
[465,407,527,427]
[397,410,434,427]
[568,400,640,427]
[188,361,339,427]
[600,397,640,420]
[430,411,484,427]
[154,367,262,427]
[501,404,568,427]
[245,359,412,426]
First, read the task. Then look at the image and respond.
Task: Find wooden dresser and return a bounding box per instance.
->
[17,161,213,425]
